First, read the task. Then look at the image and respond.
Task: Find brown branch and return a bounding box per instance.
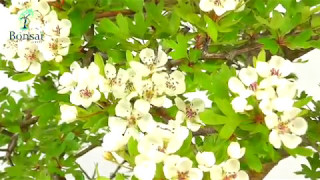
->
[110,160,126,179]
[96,10,135,19]
[202,44,264,60]
[153,108,174,123]
[6,134,18,166]
[192,127,216,136]
[75,142,101,158]
[0,129,14,137]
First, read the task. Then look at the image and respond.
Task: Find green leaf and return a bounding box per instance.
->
[270,11,283,30]
[128,137,139,158]
[258,38,279,54]
[69,9,95,36]
[204,15,218,42]
[125,0,143,12]
[200,110,228,125]
[311,15,320,28]
[11,72,35,82]
[294,96,313,108]
[245,151,263,172]
[94,53,105,75]
[286,147,314,157]
[32,102,59,126]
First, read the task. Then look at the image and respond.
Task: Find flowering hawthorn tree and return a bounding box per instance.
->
[0,0,320,179]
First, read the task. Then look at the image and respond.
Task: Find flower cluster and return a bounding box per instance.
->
[228,56,308,149]
[57,47,253,179]
[209,142,249,180]
[0,0,71,75]
[199,0,244,16]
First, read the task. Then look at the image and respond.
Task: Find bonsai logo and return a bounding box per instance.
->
[19,9,34,30]
[9,9,44,42]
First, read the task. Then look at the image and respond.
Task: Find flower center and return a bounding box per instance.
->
[224,173,237,180]
[49,42,58,51]
[271,68,280,76]
[277,122,290,134]
[166,77,177,91]
[25,50,38,62]
[186,106,197,119]
[80,88,93,99]
[53,25,62,36]
[128,116,137,126]
[178,171,189,180]
[249,82,258,91]
[214,0,223,6]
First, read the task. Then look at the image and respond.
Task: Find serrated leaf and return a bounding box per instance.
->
[204,15,218,42]
[11,72,35,82]
[94,53,105,75]
[200,110,228,125]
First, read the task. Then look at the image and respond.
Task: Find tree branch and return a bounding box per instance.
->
[192,127,216,136]
[6,134,18,166]
[75,142,101,158]
[96,10,135,19]
[110,160,126,179]
[202,44,263,60]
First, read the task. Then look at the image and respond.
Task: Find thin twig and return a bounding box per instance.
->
[6,134,18,166]
[96,10,135,19]
[110,160,126,179]
[78,163,92,180]
[0,129,14,137]
[75,143,101,158]
[192,127,216,136]
[202,44,263,60]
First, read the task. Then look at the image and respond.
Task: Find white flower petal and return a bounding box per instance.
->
[236,170,249,180]
[265,113,279,129]
[192,98,205,112]
[13,58,30,72]
[115,99,132,117]
[129,61,150,77]
[280,133,302,149]
[231,97,248,113]
[223,159,240,173]
[134,99,150,114]
[199,0,214,12]
[227,142,245,159]
[108,116,128,133]
[228,77,246,95]
[210,165,223,180]
[104,63,116,78]
[28,62,41,75]
[288,117,308,136]
[272,97,294,112]
[239,67,258,86]
[256,62,271,78]
[269,130,281,149]
[175,97,186,111]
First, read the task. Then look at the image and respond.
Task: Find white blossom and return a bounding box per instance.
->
[199,0,239,16]
[196,151,216,172]
[210,159,249,180]
[175,97,205,131]
[129,47,168,76]
[137,125,189,163]
[265,108,307,149]
[70,85,101,108]
[13,42,43,74]
[59,104,77,124]
[227,142,245,159]
[153,70,186,96]
[163,155,203,180]
[134,155,156,180]
[109,99,156,136]
[40,36,71,62]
